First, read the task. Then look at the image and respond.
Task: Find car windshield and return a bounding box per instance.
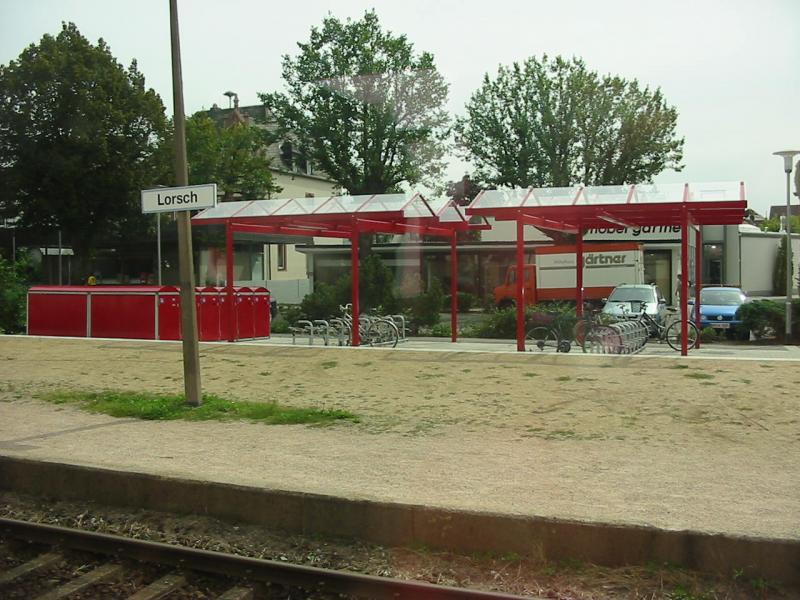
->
[608,288,653,303]
[701,290,744,306]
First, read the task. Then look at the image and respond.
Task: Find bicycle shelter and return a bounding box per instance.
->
[466,182,747,356]
[192,193,488,346]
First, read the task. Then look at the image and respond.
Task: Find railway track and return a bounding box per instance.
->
[0,517,534,599]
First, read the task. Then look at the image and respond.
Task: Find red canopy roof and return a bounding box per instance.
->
[466,182,747,231]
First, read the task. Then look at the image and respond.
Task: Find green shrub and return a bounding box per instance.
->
[0,253,30,334]
[738,298,800,341]
[471,307,517,338]
[471,302,577,339]
[278,304,303,325]
[359,254,400,314]
[700,327,719,343]
[773,237,788,295]
[430,322,452,337]
[411,278,445,329]
[299,282,347,321]
[298,256,399,321]
[443,291,476,312]
[270,317,290,334]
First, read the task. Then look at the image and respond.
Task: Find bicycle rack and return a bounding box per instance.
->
[608,320,649,354]
[388,315,407,341]
[313,320,330,345]
[290,320,314,345]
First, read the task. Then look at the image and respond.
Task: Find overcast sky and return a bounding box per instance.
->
[1,0,798,216]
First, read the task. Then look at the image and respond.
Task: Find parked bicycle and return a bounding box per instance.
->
[525,310,573,352]
[572,303,620,353]
[621,302,698,351]
[330,304,400,348]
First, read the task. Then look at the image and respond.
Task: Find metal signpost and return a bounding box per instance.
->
[137,0,213,407]
[141,183,216,407]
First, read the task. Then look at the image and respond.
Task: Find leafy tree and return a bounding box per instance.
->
[260,11,450,196]
[773,236,788,296]
[445,174,485,207]
[182,114,281,201]
[761,215,800,233]
[0,252,30,333]
[0,23,167,264]
[442,173,485,242]
[455,55,684,189]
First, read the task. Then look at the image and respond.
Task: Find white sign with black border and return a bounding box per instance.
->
[141,183,217,214]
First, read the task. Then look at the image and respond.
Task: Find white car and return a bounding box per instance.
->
[602,284,668,323]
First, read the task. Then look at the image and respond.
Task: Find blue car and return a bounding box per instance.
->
[694,287,747,335]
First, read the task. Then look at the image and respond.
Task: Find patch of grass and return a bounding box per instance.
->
[523,372,539,378]
[258,371,271,376]
[683,372,714,380]
[38,389,358,425]
[320,361,338,369]
[556,375,572,382]
[354,361,373,367]
[670,364,691,369]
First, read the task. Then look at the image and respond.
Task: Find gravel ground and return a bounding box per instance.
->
[1,492,794,599]
[0,336,798,541]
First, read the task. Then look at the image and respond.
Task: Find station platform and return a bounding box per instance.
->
[0,335,798,585]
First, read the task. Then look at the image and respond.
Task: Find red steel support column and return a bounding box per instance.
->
[450,234,458,343]
[680,207,689,356]
[695,224,703,349]
[225,222,235,342]
[576,226,584,317]
[351,231,360,347]
[516,217,525,352]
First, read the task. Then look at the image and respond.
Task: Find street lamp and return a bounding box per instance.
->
[223,90,236,109]
[773,150,800,338]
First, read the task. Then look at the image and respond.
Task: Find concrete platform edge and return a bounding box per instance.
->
[1,455,796,585]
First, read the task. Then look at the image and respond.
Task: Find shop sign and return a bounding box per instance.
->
[584,225,681,241]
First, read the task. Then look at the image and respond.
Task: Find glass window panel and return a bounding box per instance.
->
[581,185,631,205]
[236,199,283,218]
[192,201,251,220]
[527,186,580,206]
[469,189,529,209]
[273,196,332,216]
[688,181,742,202]
[359,193,409,213]
[634,183,687,204]
[314,194,374,214]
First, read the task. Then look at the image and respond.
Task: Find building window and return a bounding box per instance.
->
[277,243,287,271]
[702,243,723,285]
[279,141,293,170]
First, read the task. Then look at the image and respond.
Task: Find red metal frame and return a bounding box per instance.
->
[193,195,483,346]
[468,183,747,353]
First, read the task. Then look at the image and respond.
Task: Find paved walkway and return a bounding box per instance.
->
[265,332,800,361]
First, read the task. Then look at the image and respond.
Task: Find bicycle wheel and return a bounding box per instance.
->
[665,320,698,351]
[525,326,559,351]
[365,320,399,348]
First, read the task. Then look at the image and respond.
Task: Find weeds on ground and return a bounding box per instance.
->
[38,389,359,425]
[683,372,714,380]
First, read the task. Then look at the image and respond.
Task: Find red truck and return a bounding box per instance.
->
[493,243,645,308]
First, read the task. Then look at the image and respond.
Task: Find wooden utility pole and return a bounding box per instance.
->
[169,0,202,406]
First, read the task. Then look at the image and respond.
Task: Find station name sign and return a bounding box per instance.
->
[141,183,217,214]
